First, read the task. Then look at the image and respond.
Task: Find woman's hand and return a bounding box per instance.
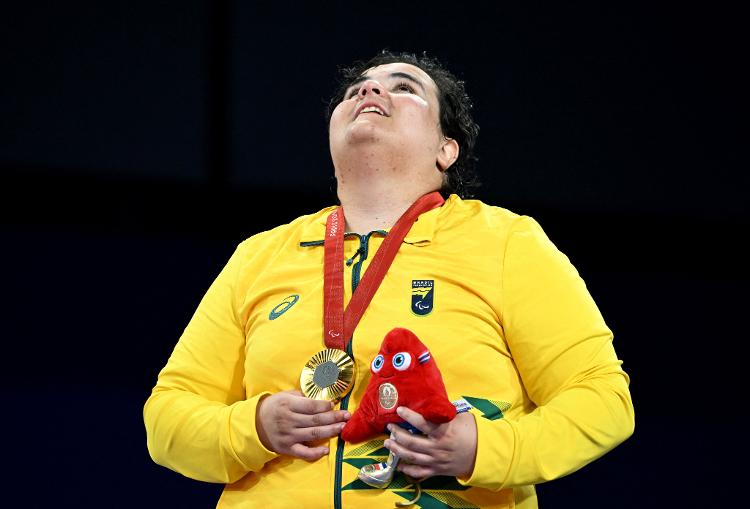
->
[384,406,477,479]
[256,390,350,461]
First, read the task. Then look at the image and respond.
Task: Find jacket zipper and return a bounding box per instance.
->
[333,232,373,509]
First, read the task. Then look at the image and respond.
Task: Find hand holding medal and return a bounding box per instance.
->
[255,390,351,461]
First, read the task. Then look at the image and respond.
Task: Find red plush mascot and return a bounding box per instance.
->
[341,327,456,443]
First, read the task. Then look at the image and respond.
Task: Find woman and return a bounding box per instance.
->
[144,51,634,508]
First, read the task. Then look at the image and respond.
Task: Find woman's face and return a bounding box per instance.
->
[328,62,445,170]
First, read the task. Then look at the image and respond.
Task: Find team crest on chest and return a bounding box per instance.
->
[411,280,434,316]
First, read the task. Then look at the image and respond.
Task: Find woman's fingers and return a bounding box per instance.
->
[397,463,435,479]
[287,393,334,415]
[257,390,350,460]
[289,442,330,461]
[295,421,347,443]
[382,410,479,478]
[396,406,439,435]
[293,409,350,428]
[384,438,434,466]
[387,424,434,454]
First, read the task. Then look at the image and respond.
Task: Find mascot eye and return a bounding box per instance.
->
[371,354,385,373]
[392,352,412,371]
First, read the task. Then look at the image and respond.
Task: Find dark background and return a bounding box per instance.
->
[2,1,745,507]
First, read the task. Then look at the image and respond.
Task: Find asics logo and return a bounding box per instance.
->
[269,294,300,320]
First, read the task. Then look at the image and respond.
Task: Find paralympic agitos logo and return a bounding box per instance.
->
[411,280,434,316]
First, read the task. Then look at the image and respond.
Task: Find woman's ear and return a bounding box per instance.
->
[436,138,459,172]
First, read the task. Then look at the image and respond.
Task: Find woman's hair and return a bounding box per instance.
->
[327,50,480,198]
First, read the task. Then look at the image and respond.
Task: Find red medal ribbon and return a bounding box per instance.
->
[323,191,445,351]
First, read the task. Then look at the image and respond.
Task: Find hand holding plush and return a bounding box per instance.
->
[341,327,456,443]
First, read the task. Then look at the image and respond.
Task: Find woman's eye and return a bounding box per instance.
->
[371,354,385,373]
[393,82,415,94]
[392,352,412,371]
[346,87,359,99]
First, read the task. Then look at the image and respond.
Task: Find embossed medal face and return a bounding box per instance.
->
[313,361,339,388]
[378,382,398,410]
[300,348,355,402]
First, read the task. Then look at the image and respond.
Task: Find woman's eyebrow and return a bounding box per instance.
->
[345,72,427,94]
[389,72,426,92]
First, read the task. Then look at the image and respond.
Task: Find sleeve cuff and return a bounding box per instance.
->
[226,392,279,472]
[457,413,516,491]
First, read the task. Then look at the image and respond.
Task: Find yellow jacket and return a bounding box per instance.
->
[144,195,634,508]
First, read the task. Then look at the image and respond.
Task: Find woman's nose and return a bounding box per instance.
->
[358,80,382,97]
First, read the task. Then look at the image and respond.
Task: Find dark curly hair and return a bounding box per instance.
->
[326,50,480,199]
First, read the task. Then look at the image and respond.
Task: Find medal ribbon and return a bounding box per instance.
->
[323,191,445,351]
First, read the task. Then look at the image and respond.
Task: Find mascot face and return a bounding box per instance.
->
[369,329,430,379]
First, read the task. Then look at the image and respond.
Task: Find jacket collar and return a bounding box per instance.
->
[299,195,455,246]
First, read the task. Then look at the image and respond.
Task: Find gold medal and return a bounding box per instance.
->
[378,382,398,410]
[300,348,355,402]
